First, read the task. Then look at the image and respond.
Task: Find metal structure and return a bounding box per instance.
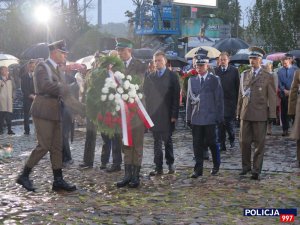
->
[135,3,181,35]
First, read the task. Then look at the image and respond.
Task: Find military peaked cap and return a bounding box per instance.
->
[48,40,68,53]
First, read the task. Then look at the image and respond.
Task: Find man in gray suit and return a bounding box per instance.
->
[237,46,276,180]
[186,56,224,178]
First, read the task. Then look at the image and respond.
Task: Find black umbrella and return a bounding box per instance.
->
[166,55,189,68]
[213,38,250,55]
[287,50,300,58]
[20,43,49,60]
[229,53,249,64]
[133,48,154,60]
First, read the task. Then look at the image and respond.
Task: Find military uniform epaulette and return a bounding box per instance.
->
[209,72,217,77]
[242,69,251,73]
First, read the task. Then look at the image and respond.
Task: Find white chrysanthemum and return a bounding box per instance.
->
[135,84,139,90]
[111,82,118,89]
[129,98,134,103]
[122,94,129,101]
[117,87,124,94]
[114,71,125,80]
[138,93,143,99]
[102,87,109,94]
[128,90,136,98]
[123,80,130,90]
[126,75,132,81]
[116,105,121,111]
[129,84,135,90]
[108,93,115,101]
[101,95,107,101]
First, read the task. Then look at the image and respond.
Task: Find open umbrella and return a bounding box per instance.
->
[20,43,49,60]
[287,50,300,58]
[166,55,188,68]
[229,53,249,64]
[133,48,154,60]
[76,55,95,70]
[0,54,19,67]
[266,52,286,61]
[185,46,221,59]
[213,38,250,55]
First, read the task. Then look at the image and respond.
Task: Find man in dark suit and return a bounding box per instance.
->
[186,56,224,178]
[215,52,240,151]
[144,50,180,176]
[115,38,147,188]
[16,40,84,192]
[21,60,36,135]
[277,54,297,136]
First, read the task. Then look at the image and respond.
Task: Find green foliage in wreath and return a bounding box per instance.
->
[86,56,125,136]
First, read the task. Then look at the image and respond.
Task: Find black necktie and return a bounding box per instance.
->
[253,71,256,77]
[124,61,127,68]
[222,67,226,72]
[201,77,204,88]
[285,68,288,78]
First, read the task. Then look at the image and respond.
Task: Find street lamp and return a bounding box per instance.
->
[34,5,51,43]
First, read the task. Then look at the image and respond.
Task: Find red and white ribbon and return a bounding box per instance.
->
[135,96,154,129]
[119,99,133,146]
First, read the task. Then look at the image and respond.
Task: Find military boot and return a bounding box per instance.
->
[52,169,76,192]
[128,165,141,188]
[116,164,132,188]
[16,166,35,191]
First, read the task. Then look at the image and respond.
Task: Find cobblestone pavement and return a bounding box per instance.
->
[0,120,299,225]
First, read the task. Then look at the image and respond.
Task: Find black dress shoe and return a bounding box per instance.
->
[220,144,226,151]
[210,168,219,175]
[99,164,107,170]
[250,173,259,180]
[282,130,288,136]
[7,130,15,135]
[190,171,202,178]
[239,169,251,175]
[79,163,93,168]
[168,164,175,174]
[16,175,35,192]
[230,142,235,148]
[106,165,121,173]
[24,131,30,135]
[149,168,163,176]
[52,177,76,191]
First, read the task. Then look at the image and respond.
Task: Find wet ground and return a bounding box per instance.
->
[0,120,299,225]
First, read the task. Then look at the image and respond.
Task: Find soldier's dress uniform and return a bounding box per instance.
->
[115,38,147,188]
[288,70,300,167]
[17,40,84,192]
[237,47,276,179]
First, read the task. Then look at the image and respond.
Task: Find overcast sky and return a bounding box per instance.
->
[88,0,255,25]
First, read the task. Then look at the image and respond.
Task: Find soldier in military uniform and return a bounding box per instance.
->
[237,47,277,180]
[115,38,147,188]
[16,40,84,192]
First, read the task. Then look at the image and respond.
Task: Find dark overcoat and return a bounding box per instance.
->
[215,65,240,118]
[143,68,180,133]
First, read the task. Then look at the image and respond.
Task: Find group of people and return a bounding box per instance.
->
[2,37,298,192]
